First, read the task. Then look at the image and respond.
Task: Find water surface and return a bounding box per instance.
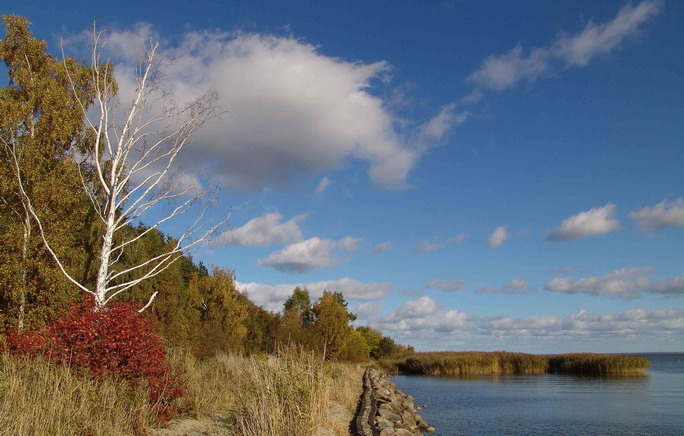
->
[392,353,684,435]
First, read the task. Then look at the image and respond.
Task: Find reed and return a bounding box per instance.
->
[384,351,649,376]
[547,353,650,375]
[0,353,156,435]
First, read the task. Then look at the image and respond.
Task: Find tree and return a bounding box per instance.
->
[311,291,356,360]
[0,15,97,330]
[356,326,383,359]
[283,286,313,325]
[5,22,224,311]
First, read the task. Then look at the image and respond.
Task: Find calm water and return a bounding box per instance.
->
[392,353,684,435]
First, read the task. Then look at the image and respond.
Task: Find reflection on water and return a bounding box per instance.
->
[392,353,684,436]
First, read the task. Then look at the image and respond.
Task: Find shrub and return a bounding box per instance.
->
[3,298,184,420]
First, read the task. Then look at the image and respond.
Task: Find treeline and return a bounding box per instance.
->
[0,15,407,362]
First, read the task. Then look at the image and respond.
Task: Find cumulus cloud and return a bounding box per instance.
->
[95,27,466,191]
[372,301,683,342]
[548,204,621,241]
[480,308,684,339]
[476,278,533,295]
[257,236,360,273]
[468,0,662,90]
[212,212,304,246]
[427,279,466,292]
[629,198,684,232]
[372,241,394,254]
[314,177,332,196]
[237,277,392,312]
[487,226,508,248]
[415,240,446,253]
[543,267,684,299]
[378,296,472,333]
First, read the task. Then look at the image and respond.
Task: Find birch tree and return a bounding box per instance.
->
[6,24,224,311]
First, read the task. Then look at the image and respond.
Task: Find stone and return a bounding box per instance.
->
[378,408,402,422]
[426,426,436,433]
[417,416,429,429]
[380,430,396,436]
[394,429,413,436]
[416,406,422,411]
[376,417,394,431]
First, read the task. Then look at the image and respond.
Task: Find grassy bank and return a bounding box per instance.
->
[0,347,364,435]
[382,352,649,376]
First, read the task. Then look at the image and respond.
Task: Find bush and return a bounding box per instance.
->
[3,298,184,420]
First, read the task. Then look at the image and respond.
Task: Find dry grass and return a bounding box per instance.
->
[0,353,156,435]
[173,345,364,436]
[0,347,365,435]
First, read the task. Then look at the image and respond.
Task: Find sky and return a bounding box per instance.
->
[6,0,684,353]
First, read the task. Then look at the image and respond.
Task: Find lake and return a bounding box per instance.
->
[392,353,684,435]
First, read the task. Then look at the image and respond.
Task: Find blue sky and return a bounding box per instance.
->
[6,0,684,352]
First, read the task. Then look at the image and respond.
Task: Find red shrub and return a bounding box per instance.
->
[4,298,184,420]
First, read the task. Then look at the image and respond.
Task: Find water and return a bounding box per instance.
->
[392,353,684,435]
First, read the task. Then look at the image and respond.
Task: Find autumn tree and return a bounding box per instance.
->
[0,15,98,330]
[310,290,356,360]
[283,286,313,325]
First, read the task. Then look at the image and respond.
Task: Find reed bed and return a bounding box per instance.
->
[548,353,649,375]
[0,354,156,435]
[175,345,363,435]
[385,352,649,376]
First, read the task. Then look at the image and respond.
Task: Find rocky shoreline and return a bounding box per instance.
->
[352,368,435,436]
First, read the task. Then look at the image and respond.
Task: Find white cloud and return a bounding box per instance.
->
[415,240,446,253]
[629,198,684,232]
[377,296,472,333]
[99,27,463,191]
[372,241,394,254]
[418,103,469,142]
[314,177,332,196]
[487,226,508,248]
[257,236,360,273]
[237,277,392,312]
[427,278,466,292]
[548,204,621,241]
[480,308,684,339]
[468,0,662,90]
[651,274,684,296]
[212,212,304,246]
[544,266,655,299]
[448,232,469,245]
[476,278,533,295]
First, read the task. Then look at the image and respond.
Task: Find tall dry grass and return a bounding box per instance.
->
[0,347,364,435]
[0,353,157,435]
[168,345,363,435]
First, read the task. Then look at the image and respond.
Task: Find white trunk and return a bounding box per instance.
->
[18,211,30,331]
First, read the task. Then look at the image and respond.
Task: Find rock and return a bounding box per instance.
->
[416,406,422,411]
[394,429,413,436]
[376,417,394,431]
[417,416,429,429]
[426,426,436,433]
[380,430,396,436]
[378,408,401,422]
